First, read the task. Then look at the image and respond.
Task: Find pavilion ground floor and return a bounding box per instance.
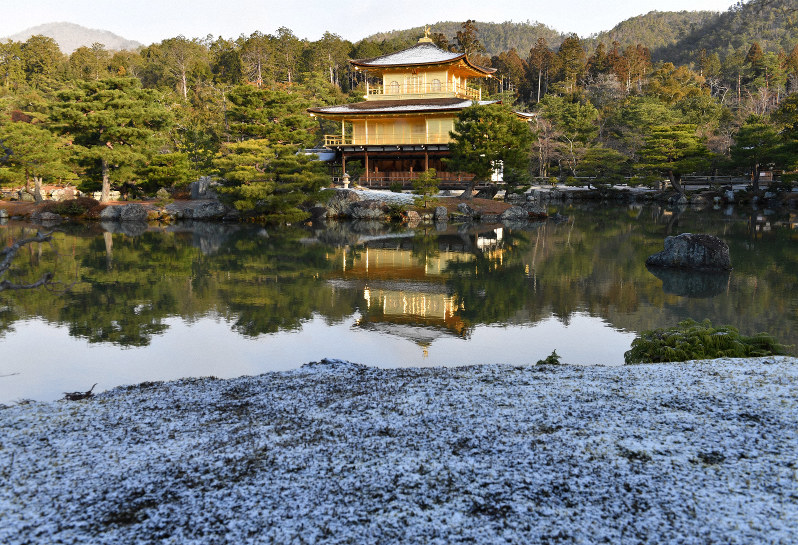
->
[328,144,479,189]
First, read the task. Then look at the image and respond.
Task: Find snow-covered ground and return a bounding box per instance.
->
[2,357,796,544]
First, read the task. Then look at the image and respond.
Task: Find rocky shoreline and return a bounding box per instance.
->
[3,181,797,230]
[1,357,796,544]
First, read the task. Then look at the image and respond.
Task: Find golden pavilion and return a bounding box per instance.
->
[307,32,496,185]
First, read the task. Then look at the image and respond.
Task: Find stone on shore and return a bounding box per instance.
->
[500,206,529,222]
[118,203,148,222]
[324,189,362,218]
[646,233,731,270]
[349,200,388,220]
[99,206,121,220]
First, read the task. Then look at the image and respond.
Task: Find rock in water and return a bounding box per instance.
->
[646,233,731,270]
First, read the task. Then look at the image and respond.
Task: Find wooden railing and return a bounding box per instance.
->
[324,132,452,147]
[334,171,481,190]
[368,82,481,100]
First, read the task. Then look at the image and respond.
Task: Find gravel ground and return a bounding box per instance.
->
[1,357,796,544]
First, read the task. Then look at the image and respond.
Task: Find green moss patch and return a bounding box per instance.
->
[624,319,790,364]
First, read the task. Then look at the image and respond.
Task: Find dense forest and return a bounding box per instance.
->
[0,0,796,212]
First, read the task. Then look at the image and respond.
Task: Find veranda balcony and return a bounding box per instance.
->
[324,132,453,147]
[367,82,481,101]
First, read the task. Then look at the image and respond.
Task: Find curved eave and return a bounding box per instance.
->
[350,56,496,77]
[307,107,468,120]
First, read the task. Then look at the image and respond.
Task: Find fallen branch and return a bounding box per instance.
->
[0,231,55,292]
[63,383,97,401]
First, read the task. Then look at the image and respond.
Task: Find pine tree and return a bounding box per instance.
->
[412,168,440,208]
[50,78,172,202]
[449,104,533,199]
[0,121,71,200]
[636,124,711,194]
[226,85,318,145]
[730,115,780,191]
[215,142,328,223]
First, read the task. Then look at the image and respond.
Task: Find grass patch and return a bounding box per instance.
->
[624,319,790,364]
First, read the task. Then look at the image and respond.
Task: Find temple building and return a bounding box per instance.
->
[307,31,496,185]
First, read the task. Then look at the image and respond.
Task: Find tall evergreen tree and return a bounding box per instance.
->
[528,37,553,103]
[455,20,485,57]
[555,35,586,94]
[50,78,172,202]
[449,104,533,198]
[730,115,780,191]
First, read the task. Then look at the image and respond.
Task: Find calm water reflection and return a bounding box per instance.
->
[1,203,796,402]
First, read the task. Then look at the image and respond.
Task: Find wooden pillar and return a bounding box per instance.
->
[364,151,369,184]
[342,151,346,176]
[425,151,429,171]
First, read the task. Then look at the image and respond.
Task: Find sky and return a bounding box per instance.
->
[0,0,739,44]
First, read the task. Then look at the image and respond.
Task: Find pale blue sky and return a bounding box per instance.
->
[1,0,738,44]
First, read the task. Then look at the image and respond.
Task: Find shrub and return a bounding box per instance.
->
[389,181,404,193]
[624,319,789,364]
[536,350,561,365]
[42,197,101,217]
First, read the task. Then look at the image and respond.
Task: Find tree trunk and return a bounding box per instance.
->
[33,176,43,202]
[537,68,542,102]
[752,162,761,192]
[181,71,188,100]
[101,158,111,203]
[668,170,684,195]
[463,177,476,200]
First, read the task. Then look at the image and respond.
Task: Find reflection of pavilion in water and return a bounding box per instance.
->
[327,228,505,346]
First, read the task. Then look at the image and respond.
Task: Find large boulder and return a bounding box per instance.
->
[0,208,8,219]
[99,206,121,220]
[324,189,361,217]
[500,206,528,222]
[119,203,148,222]
[434,206,448,222]
[349,200,387,220]
[646,233,731,270]
[185,201,227,220]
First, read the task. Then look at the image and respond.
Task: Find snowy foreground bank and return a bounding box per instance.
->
[2,358,797,544]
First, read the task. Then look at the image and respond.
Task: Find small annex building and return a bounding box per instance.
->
[307,32,496,186]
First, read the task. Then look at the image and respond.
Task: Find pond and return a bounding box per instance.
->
[1,203,796,403]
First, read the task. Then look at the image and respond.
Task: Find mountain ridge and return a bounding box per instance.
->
[3,22,142,53]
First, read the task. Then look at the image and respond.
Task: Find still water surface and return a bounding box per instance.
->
[1,203,795,402]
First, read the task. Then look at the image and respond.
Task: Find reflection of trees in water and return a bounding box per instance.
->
[0,206,796,347]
